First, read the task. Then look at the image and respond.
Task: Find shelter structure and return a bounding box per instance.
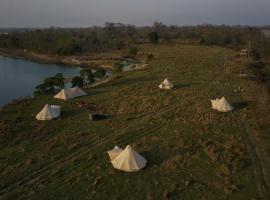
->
[159,78,174,90]
[54,87,87,100]
[211,97,233,112]
[240,49,248,57]
[107,146,123,161]
[36,104,61,120]
[111,145,147,172]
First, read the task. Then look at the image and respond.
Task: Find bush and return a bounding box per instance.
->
[200,38,206,44]
[94,68,106,78]
[80,68,95,84]
[148,32,159,44]
[72,76,84,87]
[146,53,154,63]
[113,62,124,72]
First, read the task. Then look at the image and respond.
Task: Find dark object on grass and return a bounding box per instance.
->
[89,113,106,121]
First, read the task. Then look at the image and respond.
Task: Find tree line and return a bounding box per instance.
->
[34,68,106,96]
[0,22,269,61]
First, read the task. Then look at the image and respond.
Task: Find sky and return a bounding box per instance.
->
[0,0,270,27]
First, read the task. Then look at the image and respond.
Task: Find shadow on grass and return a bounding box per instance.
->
[103,76,156,88]
[232,101,250,111]
[87,89,106,96]
[173,83,193,89]
[60,109,86,120]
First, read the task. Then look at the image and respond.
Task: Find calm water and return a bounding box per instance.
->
[0,56,80,108]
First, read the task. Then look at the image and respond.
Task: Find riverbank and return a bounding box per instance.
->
[0,54,115,108]
[0,56,81,108]
[0,48,62,64]
[0,48,126,70]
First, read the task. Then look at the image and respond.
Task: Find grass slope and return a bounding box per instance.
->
[0,44,269,199]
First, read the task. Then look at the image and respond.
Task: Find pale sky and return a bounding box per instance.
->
[0,0,270,27]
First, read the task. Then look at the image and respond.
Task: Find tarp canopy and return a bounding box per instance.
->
[111,145,147,172]
[107,146,123,161]
[211,97,233,112]
[36,104,61,120]
[159,78,174,90]
[54,87,87,100]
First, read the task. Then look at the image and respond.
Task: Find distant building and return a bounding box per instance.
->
[240,49,248,56]
[0,32,9,36]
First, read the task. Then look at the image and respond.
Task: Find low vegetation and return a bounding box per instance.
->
[34,73,64,96]
[0,44,270,199]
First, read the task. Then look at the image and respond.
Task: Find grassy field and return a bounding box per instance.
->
[0,44,270,199]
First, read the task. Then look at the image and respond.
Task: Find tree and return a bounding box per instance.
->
[43,77,57,93]
[54,73,64,89]
[148,32,159,44]
[33,73,64,96]
[34,84,46,97]
[153,21,166,30]
[72,76,84,87]
[94,68,106,78]
[80,68,95,85]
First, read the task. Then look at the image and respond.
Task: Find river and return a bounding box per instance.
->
[0,56,80,108]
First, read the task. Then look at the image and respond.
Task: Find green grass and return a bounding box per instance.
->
[0,44,269,199]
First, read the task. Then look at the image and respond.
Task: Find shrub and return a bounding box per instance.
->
[146,53,154,63]
[80,68,95,84]
[148,32,159,44]
[94,68,106,78]
[113,62,124,72]
[72,76,84,87]
[200,38,206,44]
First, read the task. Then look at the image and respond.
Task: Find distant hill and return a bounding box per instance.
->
[0,28,38,33]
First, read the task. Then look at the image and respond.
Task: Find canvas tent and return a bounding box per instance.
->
[159,78,174,90]
[211,97,233,112]
[111,145,147,172]
[54,87,87,100]
[107,146,123,161]
[36,104,61,120]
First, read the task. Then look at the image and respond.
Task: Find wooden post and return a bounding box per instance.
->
[248,40,251,59]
